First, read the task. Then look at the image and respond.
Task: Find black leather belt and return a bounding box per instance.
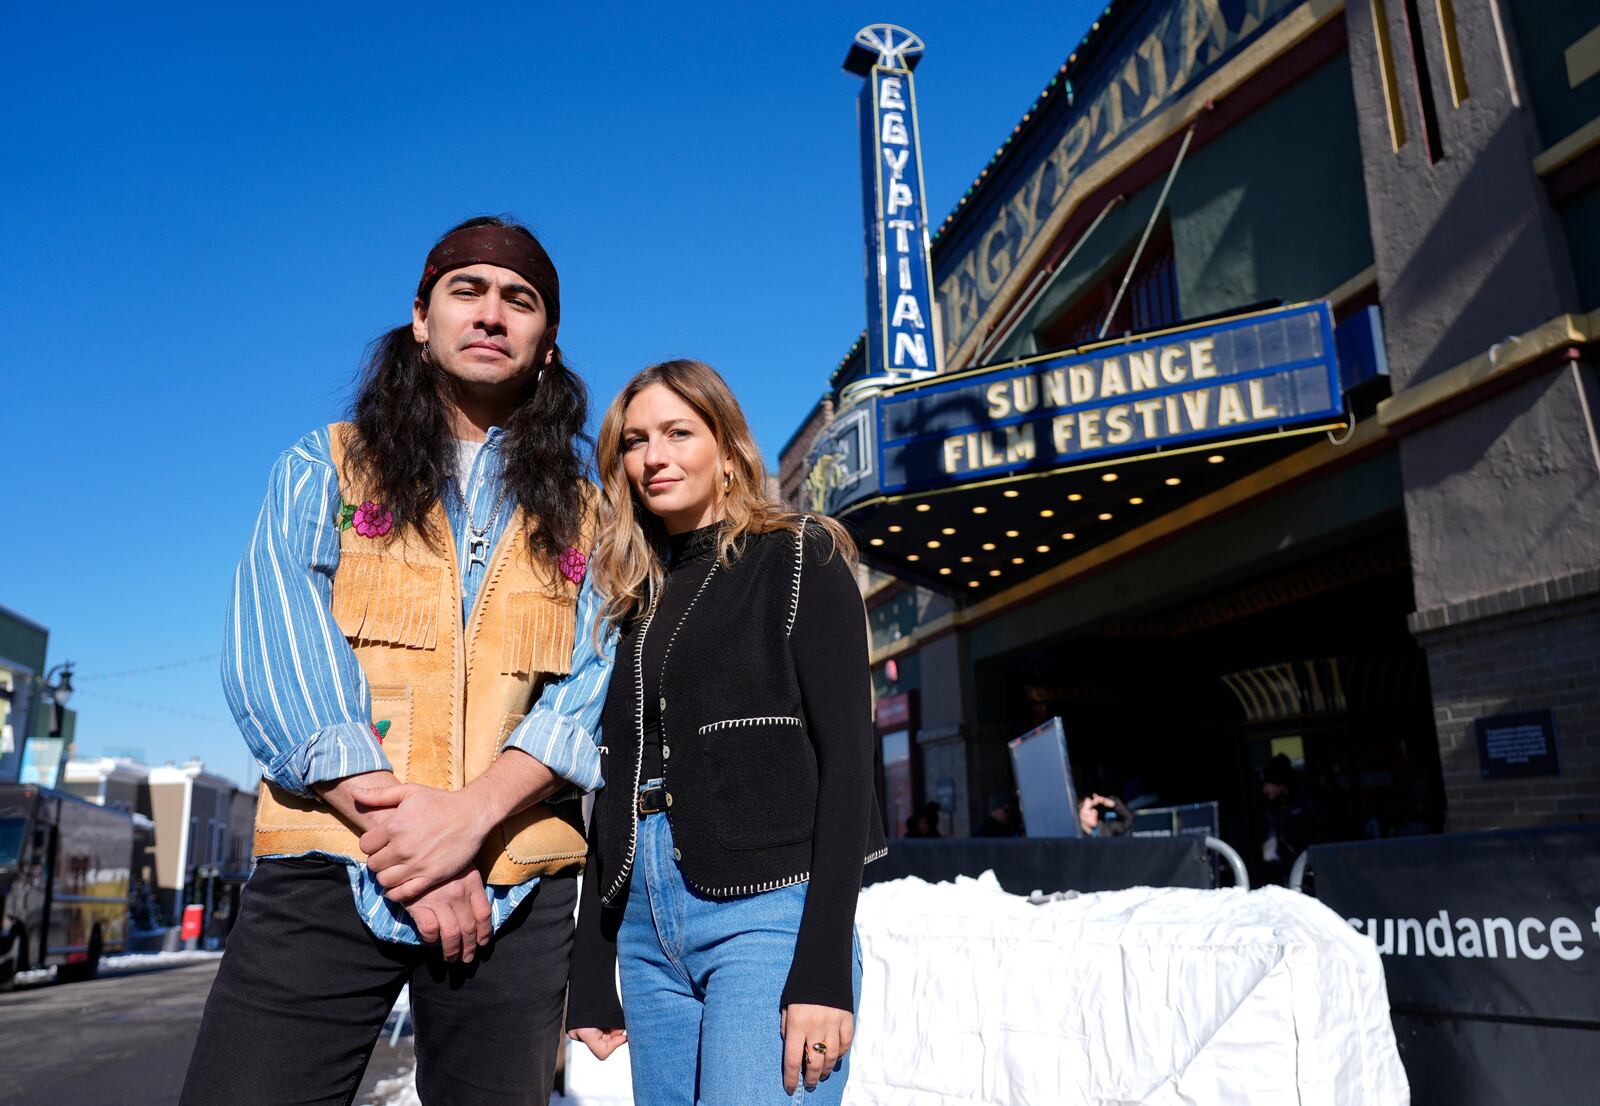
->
[637,784,669,817]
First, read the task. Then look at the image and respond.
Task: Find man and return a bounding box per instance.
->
[182,217,610,1106]
[1261,753,1314,883]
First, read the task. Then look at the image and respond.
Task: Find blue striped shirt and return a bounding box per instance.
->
[222,425,613,944]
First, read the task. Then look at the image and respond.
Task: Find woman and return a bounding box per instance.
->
[566,359,885,1103]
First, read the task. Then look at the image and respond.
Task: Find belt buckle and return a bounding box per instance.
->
[637,784,667,818]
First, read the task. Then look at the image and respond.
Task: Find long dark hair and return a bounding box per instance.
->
[342,216,590,563]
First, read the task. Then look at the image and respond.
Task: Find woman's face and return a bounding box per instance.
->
[621,382,730,535]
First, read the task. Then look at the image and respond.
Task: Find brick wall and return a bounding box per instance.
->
[1417,582,1599,832]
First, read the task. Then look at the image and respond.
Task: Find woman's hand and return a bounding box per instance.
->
[568,1026,628,1061]
[355,783,489,904]
[781,1003,853,1094]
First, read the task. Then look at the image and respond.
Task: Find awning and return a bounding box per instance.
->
[803,302,1383,593]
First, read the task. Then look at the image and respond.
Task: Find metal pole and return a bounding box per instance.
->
[1097,122,1198,340]
[1205,836,1250,890]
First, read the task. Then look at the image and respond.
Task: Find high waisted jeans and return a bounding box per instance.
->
[619,802,861,1105]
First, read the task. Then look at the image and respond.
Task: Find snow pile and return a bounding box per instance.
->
[564,872,1407,1106]
[359,1066,578,1106]
[15,948,222,985]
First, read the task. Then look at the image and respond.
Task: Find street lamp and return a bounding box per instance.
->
[44,663,74,727]
[16,661,75,787]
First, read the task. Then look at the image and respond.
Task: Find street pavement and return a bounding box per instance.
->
[0,961,412,1105]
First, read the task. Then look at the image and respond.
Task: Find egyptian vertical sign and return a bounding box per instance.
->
[847,25,943,380]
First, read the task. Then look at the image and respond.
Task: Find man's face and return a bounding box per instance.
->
[412,263,554,388]
[1263,781,1286,803]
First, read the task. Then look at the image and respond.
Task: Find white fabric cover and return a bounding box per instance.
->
[563,873,1410,1106]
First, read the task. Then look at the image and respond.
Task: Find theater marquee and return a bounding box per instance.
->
[804,301,1346,516]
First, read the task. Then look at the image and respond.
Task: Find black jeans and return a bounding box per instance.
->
[180,858,577,1106]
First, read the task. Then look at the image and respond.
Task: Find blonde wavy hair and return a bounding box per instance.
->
[593,359,856,629]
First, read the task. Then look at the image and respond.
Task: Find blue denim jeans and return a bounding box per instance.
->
[619,798,861,1105]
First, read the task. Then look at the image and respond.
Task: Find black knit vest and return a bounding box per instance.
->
[592,524,886,905]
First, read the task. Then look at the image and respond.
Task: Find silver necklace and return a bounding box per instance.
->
[448,475,510,576]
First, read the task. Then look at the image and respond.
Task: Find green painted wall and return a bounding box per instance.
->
[1170,56,1372,317]
[1507,2,1600,150]
[0,607,48,673]
[1002,54,1372,360]
[1558,183,1600,313]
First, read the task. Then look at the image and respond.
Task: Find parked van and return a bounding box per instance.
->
[0,783,133,988]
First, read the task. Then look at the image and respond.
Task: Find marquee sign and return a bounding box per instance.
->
[936,0,1302,365]
[805,301,1346,516]
[849,25,942,379]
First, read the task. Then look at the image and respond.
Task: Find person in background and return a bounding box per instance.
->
[1261,753,1314,882]
[975,790,1023,837]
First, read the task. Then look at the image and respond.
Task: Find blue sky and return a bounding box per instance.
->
[1,1,1099,785]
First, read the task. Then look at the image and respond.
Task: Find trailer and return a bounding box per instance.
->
[0,783,133,988]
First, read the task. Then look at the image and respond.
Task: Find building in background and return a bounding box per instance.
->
[62,756,159,888]
[0,604,77,788]
[147,759,257,927]
[785,1,1599,877]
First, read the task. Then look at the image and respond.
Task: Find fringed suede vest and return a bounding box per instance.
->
[251,422,591,885]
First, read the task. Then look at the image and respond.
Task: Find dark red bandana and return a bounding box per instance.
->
[417,224,560,324]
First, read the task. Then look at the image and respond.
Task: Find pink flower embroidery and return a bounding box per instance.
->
[352,500,394,539]
[558,546,587,585]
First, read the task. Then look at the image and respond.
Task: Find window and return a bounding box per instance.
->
[1037,230,1180,353]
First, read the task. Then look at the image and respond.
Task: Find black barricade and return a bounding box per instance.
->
[864,836,1212,895]
[1308,824,1600,1106]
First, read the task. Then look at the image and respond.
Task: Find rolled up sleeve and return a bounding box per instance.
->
[221,430,390,798]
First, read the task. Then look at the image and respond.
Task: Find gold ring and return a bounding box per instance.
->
[811,1041,829,1054]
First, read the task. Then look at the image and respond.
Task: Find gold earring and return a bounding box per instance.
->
[723,471,733,493]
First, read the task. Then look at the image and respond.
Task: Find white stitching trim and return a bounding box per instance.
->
[786,516,812,637]
[604,561,719,906]
[697,716,803,735]
[602,600,657,905]
[685,847,889,898]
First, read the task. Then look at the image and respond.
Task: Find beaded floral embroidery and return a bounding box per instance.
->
[336,499,394,538]
[558,546,587,585]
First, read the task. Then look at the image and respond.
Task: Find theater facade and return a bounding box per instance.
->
[781,1,1600,874]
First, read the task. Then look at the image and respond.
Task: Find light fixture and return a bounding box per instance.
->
[968,580,980,588]
[941,527,956,535]
[888,525,903,533]
[1003,489,1020,498]
[1101,472,1118,482]
[1129,497,1143,505]
[972,505,989,515]
[989,569,1002,577]
[1035,545,1050,554]
[1098,512,1113,521]
[1011,556,1025,565]
[982,542,996,551]
[916,503,932,511]
[1208,454,1225,464]
[1039,509,1055,518]
[1061,532,1076,540]
[1005,529,1020,538]
[939,567,952,576]
[927,540,941,549]
[907,554,920,561]
[960,555,973,563]
[869,538,884,547]
[1068,493,1083,502]
[1165,477,1182,486]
